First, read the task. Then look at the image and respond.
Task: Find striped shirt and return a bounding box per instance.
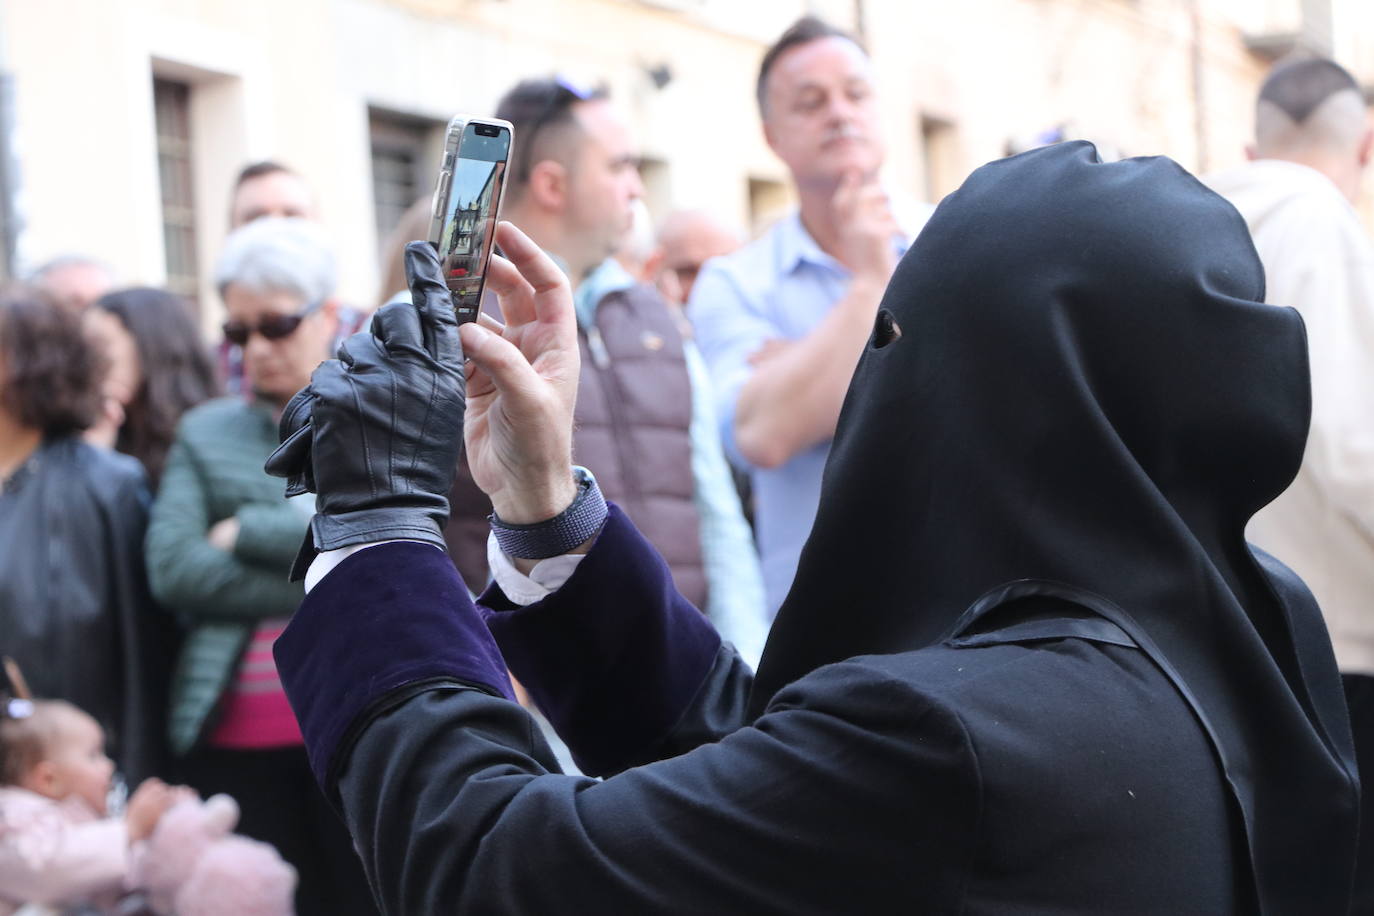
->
[208,620,301,748]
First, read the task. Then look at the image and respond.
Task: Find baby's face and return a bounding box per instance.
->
[46,711,115,815]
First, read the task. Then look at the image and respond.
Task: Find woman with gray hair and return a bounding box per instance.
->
[146,218,376,915]
[213,217,343,398]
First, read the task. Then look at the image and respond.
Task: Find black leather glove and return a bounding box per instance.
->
[265,241,466,580]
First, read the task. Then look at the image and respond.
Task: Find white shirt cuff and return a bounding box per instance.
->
[486,532,588,605]
[304,540,438,592]
[304,536,588,605]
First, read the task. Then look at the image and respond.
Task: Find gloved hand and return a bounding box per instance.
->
[265,241,466,579]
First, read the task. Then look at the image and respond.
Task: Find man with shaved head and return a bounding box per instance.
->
[1208,56,1374,906]
[441,78,767,664]
[616,207,742,307]
[655,210,742,306]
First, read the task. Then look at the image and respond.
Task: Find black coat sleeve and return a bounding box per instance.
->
[275,510,979,914]
[640,643,754,762]
[334,659,980,916]
[479,505,742,775]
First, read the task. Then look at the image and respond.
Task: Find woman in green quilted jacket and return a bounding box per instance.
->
[145,217,375,916]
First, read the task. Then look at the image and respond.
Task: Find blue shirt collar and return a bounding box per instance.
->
[573,257,638,330]
[774,212,840,276]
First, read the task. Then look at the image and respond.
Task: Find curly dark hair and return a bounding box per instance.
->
[92,288,220,487]
[0,286,104,437]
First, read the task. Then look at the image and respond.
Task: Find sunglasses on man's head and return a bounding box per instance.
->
[514,76,601,181]
[222,301,322,347]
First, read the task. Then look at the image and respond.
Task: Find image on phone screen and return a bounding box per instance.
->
[435,121,510,322]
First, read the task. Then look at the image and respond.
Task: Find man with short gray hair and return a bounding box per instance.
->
[1207,56,1374,907]
[146,218,375,914]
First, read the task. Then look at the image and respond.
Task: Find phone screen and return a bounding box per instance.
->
[436,122,511,322]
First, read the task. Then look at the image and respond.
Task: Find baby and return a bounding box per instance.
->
[0,695,189,915]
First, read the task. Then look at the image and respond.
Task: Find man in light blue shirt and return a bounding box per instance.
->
[691,16,931,615]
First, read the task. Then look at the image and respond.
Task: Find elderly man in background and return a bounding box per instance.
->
[690,16,931,617]
[655,209,743,306]
[1206,55,1374,909]
[619,207,744,308]
[144,218,375,916]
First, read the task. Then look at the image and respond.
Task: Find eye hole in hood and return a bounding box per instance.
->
[871,309,902,349]
[750,145,1354,912]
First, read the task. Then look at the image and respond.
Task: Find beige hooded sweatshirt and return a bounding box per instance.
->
[1206,159,1374,676]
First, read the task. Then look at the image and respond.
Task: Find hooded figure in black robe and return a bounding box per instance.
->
[273,141,1359,914]
[748,139,1362,909]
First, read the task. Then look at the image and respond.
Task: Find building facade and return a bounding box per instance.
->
[0,0,1369,326]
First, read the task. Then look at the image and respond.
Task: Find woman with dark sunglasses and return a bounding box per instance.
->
[144,217,376,916]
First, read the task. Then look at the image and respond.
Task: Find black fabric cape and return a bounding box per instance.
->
[748,141,1358,910]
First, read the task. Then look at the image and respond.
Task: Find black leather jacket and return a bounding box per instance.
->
[0,436,170,782]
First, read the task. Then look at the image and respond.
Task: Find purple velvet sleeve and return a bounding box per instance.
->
[479,504,722,775]
[274,541,515,786]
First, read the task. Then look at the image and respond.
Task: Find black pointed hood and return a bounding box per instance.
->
[749,142,1357,910]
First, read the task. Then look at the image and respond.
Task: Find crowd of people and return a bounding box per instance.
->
[0,11,1372,914]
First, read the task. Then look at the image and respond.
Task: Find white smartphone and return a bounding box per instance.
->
[427,115,514,324]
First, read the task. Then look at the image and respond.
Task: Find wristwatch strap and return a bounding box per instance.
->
[489,467,607,559]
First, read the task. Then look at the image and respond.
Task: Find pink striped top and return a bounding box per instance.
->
[208,621,302,749]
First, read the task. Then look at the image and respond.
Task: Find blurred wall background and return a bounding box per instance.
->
[0,0,1370,328]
